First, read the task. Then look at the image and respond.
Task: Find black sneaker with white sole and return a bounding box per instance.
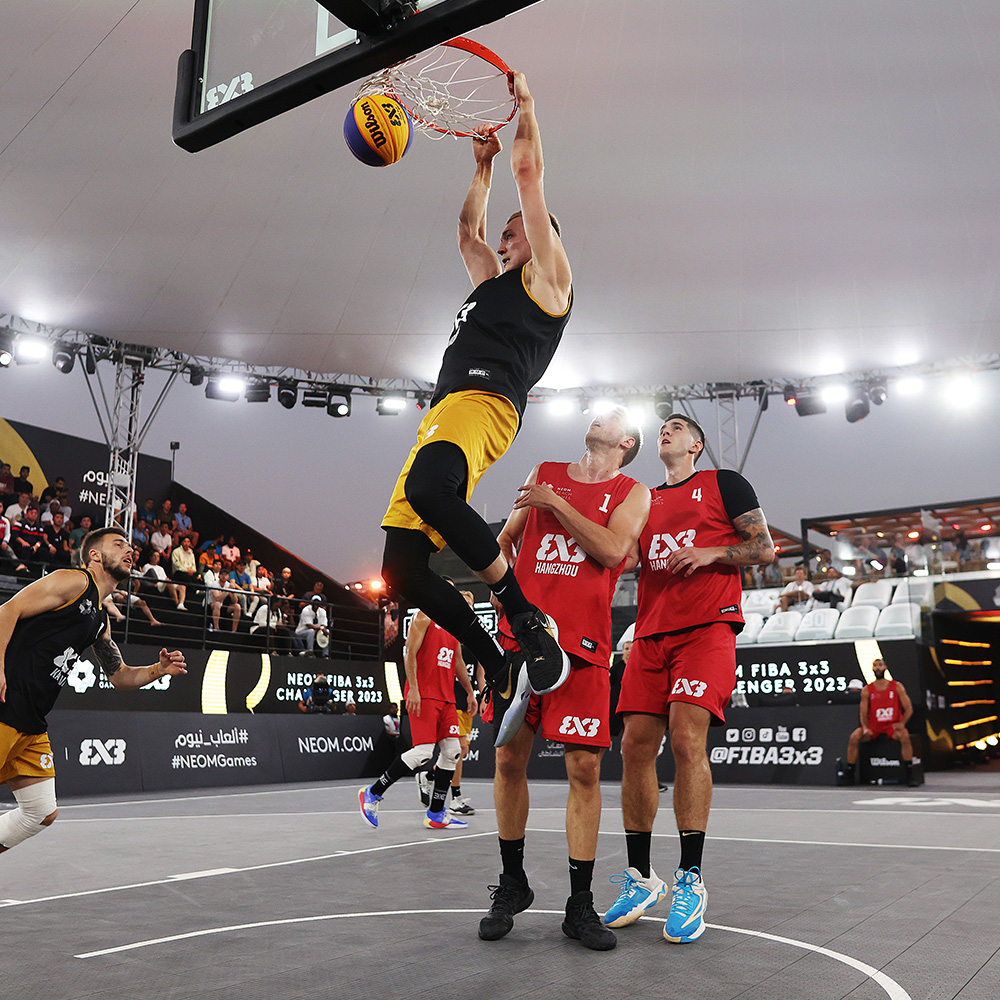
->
[508,608,570,695]
[479,874,535,941]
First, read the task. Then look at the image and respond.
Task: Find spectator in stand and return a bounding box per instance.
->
[131,514,149,552]
[108,580,164,627]
[158,498,175,529]
[856,536,889,576]
[40,499,62,526]
[383,703,401,739]
[231,560,259,617]
[777,566,814,612]
[56,486,72,523]
[142,551,186,611]
[294,594,328,656]
[0,463,15,506]
[253,565,273,596]
[220,535,241,570]
[11,507,53,568]
[0,512,15,566]
[38,481,58,507]
[810,566,853,611]
[889,535,908,576]
[149,519,173,561]
[43,511,72,566]
[68,515,92,553]
[243,547,258,580]
[171,536,200,588]
[302,581,326,607]
[137,497,158,529]
[251,597,293,652]
[171,502,198,548]
[204,560,241,632]
[5,492,32,526]
[198,539,219,572]
[12,466,34,499]
[273,567,296,599]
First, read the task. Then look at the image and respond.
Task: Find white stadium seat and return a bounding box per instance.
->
[851,580,895,610]
[834,604,880,639]
[794,608,840,641]
[892,579,931,606]
[736,612,764,645]
[875,602,921,637]
[756,611,801,644]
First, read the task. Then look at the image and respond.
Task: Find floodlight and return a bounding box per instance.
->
[327,388,351,417]
[277,380,298,409]
[783,385,797,406]
[205,375,243,401]
[376,394,407,415]
[869,381,888,405]
[188,364,206,386]
[244,380,271,402]
[845,385,870,423]
[301,386,330,407]
[654,393,673,419]
[15,337,48,363]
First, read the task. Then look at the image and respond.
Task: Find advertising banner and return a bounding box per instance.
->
[274,714,393,782]
[47,711,145,797]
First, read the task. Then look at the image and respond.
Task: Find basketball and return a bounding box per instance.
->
[344,94,413,166]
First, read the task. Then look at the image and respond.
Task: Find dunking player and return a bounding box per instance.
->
[0,527,187,856]
[478,407,650,950]
[844,657,917,786]
[360,583,477,830]
[604,415,774,943]
[380,71,572,719]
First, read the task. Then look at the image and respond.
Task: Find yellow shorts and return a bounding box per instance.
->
[381,389,519,550]
[0,723,56,785]
[456,709,474,738]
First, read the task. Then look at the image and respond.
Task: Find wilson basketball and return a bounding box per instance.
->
[344,94,413,166]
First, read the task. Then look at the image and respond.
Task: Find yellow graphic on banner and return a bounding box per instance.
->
[246,654,271,713]
[0,419,50,499]
[201,649,230,714]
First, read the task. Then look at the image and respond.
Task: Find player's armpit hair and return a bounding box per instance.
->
[91,635,124,676]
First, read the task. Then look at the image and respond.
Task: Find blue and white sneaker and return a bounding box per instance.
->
[663,867,707,943]
[424,809,468,829]
[604,867,668,927]
[358,786,381,829]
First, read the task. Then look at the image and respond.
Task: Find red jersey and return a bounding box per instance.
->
[404,620,460,703]
[636,469,756,637]
[502,461,639,668]
[867,680,902,728]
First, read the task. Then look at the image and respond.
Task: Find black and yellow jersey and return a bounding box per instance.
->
[0,569,108,735]
[430,265,572,420]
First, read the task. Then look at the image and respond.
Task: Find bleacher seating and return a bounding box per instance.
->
[875,602,921,637]
[850,580,895,610]
[834,604,880,638]
[794,608,840,641]
[756,611,801,644]
[741,588,781,618]
[892,578,930,606]
[736,612,765,645]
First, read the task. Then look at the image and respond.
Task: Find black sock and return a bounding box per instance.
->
[679,830,706,872]
[490,566,533,620]
[429,767,452,814]
[371,756,414,797]
[451,785,462,799]
[625,829,652,879]
[569,857,595,897]
[499,836,526,881]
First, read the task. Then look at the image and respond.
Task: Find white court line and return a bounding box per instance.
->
[72,908,912,999]
[0,830,496,909]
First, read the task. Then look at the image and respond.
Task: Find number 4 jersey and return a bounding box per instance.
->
[636,469,760,637]
[504,462,640,667]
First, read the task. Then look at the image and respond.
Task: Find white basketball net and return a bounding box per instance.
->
[353,40,517,139]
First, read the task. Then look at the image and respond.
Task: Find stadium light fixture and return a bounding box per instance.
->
[327,388,351,417]
[301,386,330,408]
[277,380,298,409]
[845,385,870,423]
[783,385,797,406]
[15,336,48,363]
[205,375,244,401]
[376,394,407,415]
[653,393,673,419]
[188,364,206,386]
[244,379,271,403]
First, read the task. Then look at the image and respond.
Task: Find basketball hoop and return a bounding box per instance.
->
[353,37,516,139]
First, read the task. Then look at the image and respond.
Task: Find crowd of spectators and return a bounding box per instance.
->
[1,465,334,656]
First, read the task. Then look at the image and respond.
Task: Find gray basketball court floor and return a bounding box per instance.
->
[3,773,998,1000]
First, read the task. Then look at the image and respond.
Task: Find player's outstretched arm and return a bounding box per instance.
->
[509,72,571,312]
[458,126,504,287]
[91,628,187,690]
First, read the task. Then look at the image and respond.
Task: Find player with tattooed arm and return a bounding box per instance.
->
[603,415,775,944]
[0,526,186,856]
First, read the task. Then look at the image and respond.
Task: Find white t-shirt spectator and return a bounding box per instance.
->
[142,562,169,592]
[811,576,853,611]
[0,515,11,547]
[221,543,241,565]
[296,602,328,635]
[383,713,400,737]
[151,529,173,554]
[255,574,272,594]
[4,502,27,525]
[251,604,282,633]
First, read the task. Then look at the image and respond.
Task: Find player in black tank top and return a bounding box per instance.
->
[381,71,575,710]
[0,526,187,857]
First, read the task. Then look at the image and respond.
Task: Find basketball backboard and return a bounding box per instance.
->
[173,0,540,152]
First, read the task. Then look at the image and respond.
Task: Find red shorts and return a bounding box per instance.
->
[617,623,736,726]
[867,723,899,740]
[409,698,461,745]
[481,654,608,748]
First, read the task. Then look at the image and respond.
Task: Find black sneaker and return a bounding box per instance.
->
[491,652,531,748]
[562,890,617,951]
[478,874,534,941]
[509,609,570,695]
